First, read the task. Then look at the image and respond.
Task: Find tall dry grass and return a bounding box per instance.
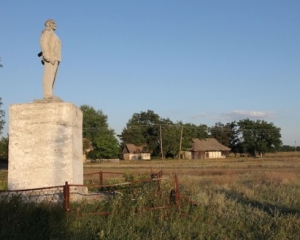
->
[2,152,300,238]
[81,153,300,238]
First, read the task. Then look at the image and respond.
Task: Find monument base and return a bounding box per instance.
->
[8,101,83,190]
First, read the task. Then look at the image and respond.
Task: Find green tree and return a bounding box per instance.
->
[160,122,209,158]
[180,123,209,150]
[279,145,300,152]
[119,110,163,156]
[160,122,181,158]
[119,126,145,147]
[228,121,243,155]
[0,136,8,162]
[0,98,5,135]
[237,119,282,156]
[80,105,119,159]
[210,122,232,146]
[119,110,212,159]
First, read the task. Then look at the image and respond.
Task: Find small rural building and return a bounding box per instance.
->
[191,138,230,159]
[122,143,151,161]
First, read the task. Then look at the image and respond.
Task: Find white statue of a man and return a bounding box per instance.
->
[39,19,61,99]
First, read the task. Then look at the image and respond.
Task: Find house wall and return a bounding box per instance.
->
[192,151,227,159]
[184,151,192,159]
[123,153,151,160]
[123,153,130,160]
[131,154,140,160]
[192,151,205,159]
[208,151,222,159]
[140,153,151,160]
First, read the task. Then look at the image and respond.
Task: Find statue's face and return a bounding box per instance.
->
[50,22,57,30]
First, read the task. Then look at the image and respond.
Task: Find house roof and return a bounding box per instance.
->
[124,144,147,153]
[191,138,231,151]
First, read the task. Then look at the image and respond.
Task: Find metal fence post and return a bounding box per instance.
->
[157,170,162,191]
[63,181,70,213]
[100,171,103,186]
[174,174,181,210]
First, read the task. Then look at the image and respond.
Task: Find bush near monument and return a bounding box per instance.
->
[0,98,7,162]
[0,97,5,136]
[0,137,8,162]
[81,105,119,159]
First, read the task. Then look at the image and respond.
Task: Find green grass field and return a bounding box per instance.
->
[1,152,300,239]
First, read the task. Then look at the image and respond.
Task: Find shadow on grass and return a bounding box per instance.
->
[217,189,300,217]
[0,195,68,239]
[0,162,7,170]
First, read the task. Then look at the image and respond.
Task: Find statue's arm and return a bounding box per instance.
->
[40,30,54,64]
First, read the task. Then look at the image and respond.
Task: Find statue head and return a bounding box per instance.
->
[45,19,56,30]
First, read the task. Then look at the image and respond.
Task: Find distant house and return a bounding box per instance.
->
[122,143,151,160]
[190,138,230,159]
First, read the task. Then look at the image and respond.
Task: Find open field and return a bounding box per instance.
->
[2,152,300,239]
[85,152,300,172]
[84,152,300,187]
[82,152,300,239]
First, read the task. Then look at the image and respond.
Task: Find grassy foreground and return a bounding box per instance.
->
[1,152,300,239]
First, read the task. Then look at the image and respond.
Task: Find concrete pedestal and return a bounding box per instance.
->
[8,102,83,190]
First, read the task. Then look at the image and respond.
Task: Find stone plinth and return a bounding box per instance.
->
[8,102,83,190]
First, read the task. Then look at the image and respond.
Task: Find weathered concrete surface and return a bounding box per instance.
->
[8,102,83,190]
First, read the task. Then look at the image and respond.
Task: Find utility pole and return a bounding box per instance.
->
[160,125,164,160]
[295,141,297,152]
[178,125,183,160]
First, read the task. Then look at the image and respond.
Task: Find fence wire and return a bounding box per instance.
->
[0,170,197,218]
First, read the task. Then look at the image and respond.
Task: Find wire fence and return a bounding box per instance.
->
[0,170,197,217]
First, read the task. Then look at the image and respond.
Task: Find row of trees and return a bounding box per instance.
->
[209,120,282,157]
[118,110,282,158]
[80,107,283,159]
[0,101,285,161]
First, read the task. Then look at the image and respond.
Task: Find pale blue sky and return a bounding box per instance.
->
[0,1,299,146]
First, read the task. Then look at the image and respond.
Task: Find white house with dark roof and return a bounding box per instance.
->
[190,138,231,159]
[122,143,151,160]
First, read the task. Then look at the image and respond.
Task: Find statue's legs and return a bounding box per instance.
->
[42,61,59,99]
